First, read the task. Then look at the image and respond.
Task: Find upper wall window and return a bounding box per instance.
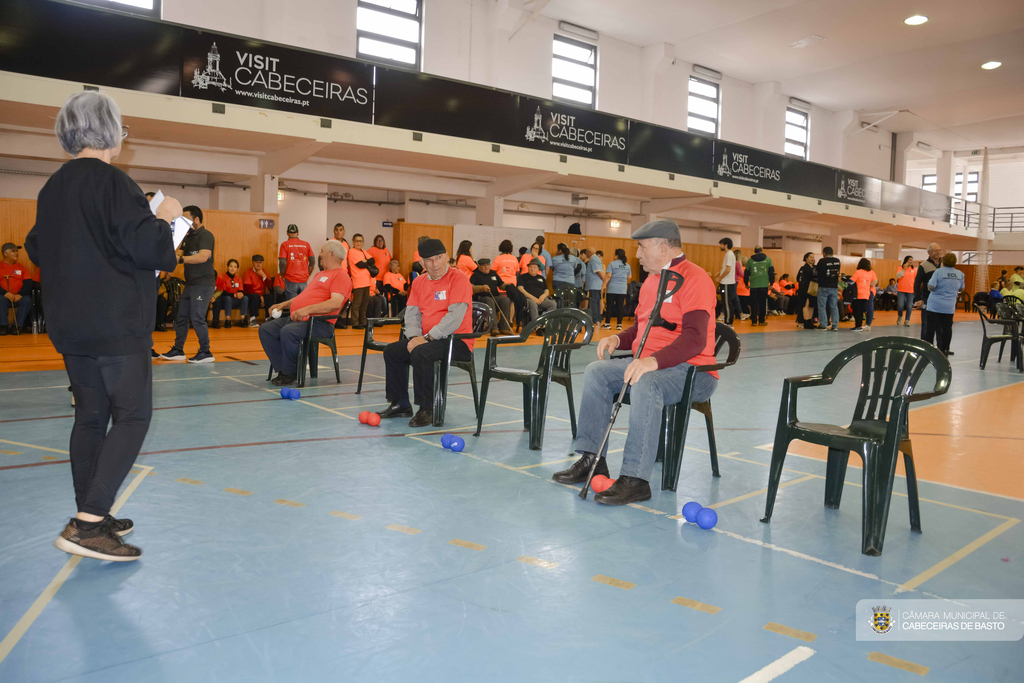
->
[357,0,422,70]
[784,108,809,160]
[955,172,979,202]
[71,0,161,18]
[921,174,937,193]
[687,77,719,137]
[552,35,597,108]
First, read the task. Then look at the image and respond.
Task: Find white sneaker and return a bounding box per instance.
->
[716,314,724,321]
[863,325,871,331]
[739,314,750,320]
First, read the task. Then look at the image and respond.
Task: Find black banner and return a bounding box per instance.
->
[712,141,835,199]
[881,181,923,217]
[918,190,952,222]
[517,97,628,164]
[627,121,713,178]
[0,0,181,96]
[181,30,373,123]
[374,68,519,144]
[836,171,882,209]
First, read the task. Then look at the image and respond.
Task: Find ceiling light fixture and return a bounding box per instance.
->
[981,61,1002,70]
[904,15,928,26]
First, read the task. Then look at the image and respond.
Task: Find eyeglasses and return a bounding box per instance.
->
[121,125,129,140]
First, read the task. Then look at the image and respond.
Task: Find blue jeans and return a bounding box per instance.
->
[897,292,914,322]
[258,315,334,375]
[817,287,840,329]
[574,357,717,481]
[587,288,602,323]
[283,280,307,301]
[0,293,32,330]
[866,292,875,326]
[213,293,249,322]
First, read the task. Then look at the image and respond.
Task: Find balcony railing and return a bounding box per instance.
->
[950,203,1024,232]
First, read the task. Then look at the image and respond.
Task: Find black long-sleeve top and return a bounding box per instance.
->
[25,158,177,356]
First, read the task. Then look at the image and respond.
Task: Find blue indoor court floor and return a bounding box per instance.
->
[1,322,1022,682]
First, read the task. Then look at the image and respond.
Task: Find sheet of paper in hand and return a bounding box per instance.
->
[150,190,192,275]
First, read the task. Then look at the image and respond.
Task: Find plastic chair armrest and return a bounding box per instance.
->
[785,374,831,388]
[367,317,403,327]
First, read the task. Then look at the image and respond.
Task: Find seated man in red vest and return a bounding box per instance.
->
[260,240,352,386]
[552,220,719,505]
[377,238,473,428]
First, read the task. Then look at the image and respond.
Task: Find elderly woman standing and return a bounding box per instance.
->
[25,92,180,562]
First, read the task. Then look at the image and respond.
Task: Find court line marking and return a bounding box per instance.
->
[449,539,487,551]
[0,439,68,455]
[0,464,153,665]
[738,646,815,683]
[672,596,721,615]
[763,621,817,643]
[517,555,558,569]
[329,511,362,521]
[385,524,422,535]
[897,517,1020,593]
[274,499,305,508]
[592,574,635,590]
[867,651,929,676]
[666,474,817,519]
[515,456,577,470]
[223,488,253,496]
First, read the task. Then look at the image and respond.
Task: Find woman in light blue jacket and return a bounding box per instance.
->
[550,242,577,307]
[603,248,631,329]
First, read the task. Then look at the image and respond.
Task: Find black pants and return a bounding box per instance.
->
[852,299,867,328]
[750,288,768,324]
[245,292,274,320]
[259,316,335,375]
[796,294,817,328]
[155,294,169,328]
[383,338,473,409]
[172,284,214,353]
[64,352,153,517]
[351,286,370,327]
[604,293,626,325]
[721,283,741,324]
[924,310,954,352]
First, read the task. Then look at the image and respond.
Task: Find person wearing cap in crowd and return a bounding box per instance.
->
[517,257,556,325]
[279,224,315,300]
[377,238,474,428]
[470,258,513,335]
[159,205,216,363]
[535,235,553,276]
[551,219,718,506]
[242,255,271,325]
[260,240,352,386]
[0,243,33,335]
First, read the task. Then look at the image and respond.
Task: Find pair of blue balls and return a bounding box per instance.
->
[279,387,300,400]
[681,501,718,529]
[440,433,465,452]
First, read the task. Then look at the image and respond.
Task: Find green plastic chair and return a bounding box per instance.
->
[430,302,492,427]
[760,337,951,556]
[474,308,594,450]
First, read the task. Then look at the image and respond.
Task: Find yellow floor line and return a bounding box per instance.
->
[414,419,522,437]
[897,517,1020,593]
[592,574,635,590]
[223,488,253,496]
[867,652,929,676]
[449,539,487,551]
[515,456,577,470]
[175,478,204,485]
[763,621,817,643]
[0,450,22,455]
[671,596,721,615]
[40,456,59,461]
[329,511,362,521]
[0,465,152,664]
[0,439,68,455]
[273,499,305,508]
[517,555,558,569]
[385,523,422,535]
[343,368,386,380]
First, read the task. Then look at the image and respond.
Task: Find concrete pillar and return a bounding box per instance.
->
[892,132,916,183]
[250,174,278,213]
[883,242,901,260]
[739,225,762,249]
[936,151,956,197]
[630,212,653,230]
[475,194,504,227]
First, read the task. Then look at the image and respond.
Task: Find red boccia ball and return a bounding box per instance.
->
[358,411,369,424]
[367,412,381,427]
[590,475,615,493]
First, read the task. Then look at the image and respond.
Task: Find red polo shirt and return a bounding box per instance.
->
[407,266,473,351]
[242,268,266,294]
[0,261,28,294]
[216,272,244,295]
[290,266,352,324]
[279,238,315,283]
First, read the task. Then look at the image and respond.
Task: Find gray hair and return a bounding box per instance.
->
[927,242,941,251]
[655,237,683,249]
[322,239,347,262]
[55,91,122,155]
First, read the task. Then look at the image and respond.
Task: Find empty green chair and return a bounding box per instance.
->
[760,337,951,556]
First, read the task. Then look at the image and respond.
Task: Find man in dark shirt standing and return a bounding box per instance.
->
[914,242,943,345]
[159,205,216,363]
[517,258,556,324]
[815,246,842,331]
[470,258,513,335]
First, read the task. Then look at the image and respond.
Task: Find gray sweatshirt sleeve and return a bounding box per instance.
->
[405,305,423,338]
[428,302,470,339]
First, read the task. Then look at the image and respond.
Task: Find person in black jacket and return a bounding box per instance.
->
[25,91,179,562]
[914,242,943,344]
[815,246,842,331]
[795,252,817,329]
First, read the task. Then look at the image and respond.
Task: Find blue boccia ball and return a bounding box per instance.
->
[280,388,290,399]
[287,388,300,400]
[450,437,465,452]
[696,507,718,530]
[441,433,454,449]
[682,501,703,523]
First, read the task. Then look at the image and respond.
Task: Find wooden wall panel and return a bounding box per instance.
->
[0,199,38,266]
[544,232,639,280]
[394,221,453,271]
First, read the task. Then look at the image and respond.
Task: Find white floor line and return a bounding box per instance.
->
[738,646,815,683]
[0,465,153,664]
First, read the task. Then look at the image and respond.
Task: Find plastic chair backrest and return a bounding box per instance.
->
[1005,297,1024,320]
[525,308,594,374]
[995,301,1015,320]
[818,337,951,424]
[470,301,492,334]
[698,322,741,372]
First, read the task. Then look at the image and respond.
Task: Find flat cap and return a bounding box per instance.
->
[1,243,20,253]
[631,219,679,241]
[529,258,543,268]
[476,257,491,266]
[251,254,264,261]
[418,238,446,259]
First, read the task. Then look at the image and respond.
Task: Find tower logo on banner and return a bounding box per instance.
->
[192,42,232,92]
[518,97,627,164]
[716,148,732,178]
[525,107,549,143]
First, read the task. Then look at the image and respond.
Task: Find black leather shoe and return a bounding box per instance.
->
[594,475,652,506]
[210,320,221,329]
[271,373,296,386]
[378,404,413,419]
[408,408,433,427]
[552,453,609,484]
[946,350,954,356]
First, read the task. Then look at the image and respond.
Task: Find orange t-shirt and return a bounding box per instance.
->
[347,247,374,289]
[290,267,352,325]
[493,254,519,285]
[278,238,314,283]
[850,270,876,300]
[383,271,407,292]
[632,258,718,379]
[367,246,392,281]
[457,254,477,278]
[735,265,749,296]
[897,266,916,294]
[407,266,473,351]
[519,253,545,274]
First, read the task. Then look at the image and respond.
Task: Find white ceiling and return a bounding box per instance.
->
[540,0,1024,150]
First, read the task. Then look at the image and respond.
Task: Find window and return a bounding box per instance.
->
[356,0,422,70]
[687,77,719,137]
[954,172,979,202]
[921,174,937,193]
[552,35,596,108]
[784,108,809,159]
[71,0,161,18]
